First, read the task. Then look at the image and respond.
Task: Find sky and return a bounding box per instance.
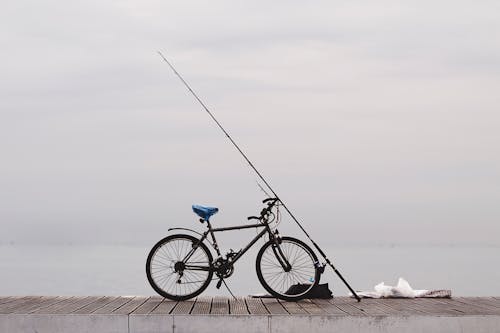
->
[1,0,499,246]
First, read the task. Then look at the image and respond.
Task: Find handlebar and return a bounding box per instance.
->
[262,197,279,204]
[247,198,280,223]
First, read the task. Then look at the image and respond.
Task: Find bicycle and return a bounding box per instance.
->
[145,198,324,301]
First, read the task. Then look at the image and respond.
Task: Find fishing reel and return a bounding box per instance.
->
[315,261,326,275]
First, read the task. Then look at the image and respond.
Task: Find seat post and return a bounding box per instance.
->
[206,220,221,256]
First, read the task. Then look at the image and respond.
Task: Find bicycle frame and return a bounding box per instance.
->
[181,219,279,272]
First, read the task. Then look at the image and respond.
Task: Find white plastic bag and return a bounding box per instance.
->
[355,278,429,298]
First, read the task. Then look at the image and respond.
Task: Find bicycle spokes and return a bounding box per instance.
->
[148,237,211,297]
[258,239,317,297]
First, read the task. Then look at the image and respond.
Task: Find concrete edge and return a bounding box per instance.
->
[2,313,500,333]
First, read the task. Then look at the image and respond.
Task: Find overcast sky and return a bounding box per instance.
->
[1,0,499,246]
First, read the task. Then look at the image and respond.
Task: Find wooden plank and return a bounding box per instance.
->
[0,296,42,313]
[5,295,500,318]
[450,297,500,315]
[190,296,211,315]
[375,298,431,316]
[457,297,500,311]
[150,298,178,315]
[30,297,73,314]
[171,298,196,314]
[297,299,326,315]
[410,298,459,315]
[71,296,117,314]
[112,296,149,315]
[131,297,163,315]
[0,297,16,305]
[329,299,367,316]
[311,299,347,315]
[229,296,249,315]
[333,297,354,304]
[468,297,500,309]
[279,300,307,315]
[65,296,106,314]
[93,296,135,314]
[34,297,97,314]
[12,296,66,314]
[370,298,427,316]
[210,296,229,315]
[245,297,269,315]
[262,298,287,315]
[350,298,393,316]
[440,298,486,315]
[412,298,465,315]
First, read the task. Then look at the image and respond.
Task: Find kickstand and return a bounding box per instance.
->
[222,279,237,300]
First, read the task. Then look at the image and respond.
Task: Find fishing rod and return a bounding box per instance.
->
[158,51,361,302]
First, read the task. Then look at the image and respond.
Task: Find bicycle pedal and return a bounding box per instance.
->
[216,279,223,289]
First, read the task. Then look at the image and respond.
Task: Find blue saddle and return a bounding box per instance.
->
[192,205,219,221]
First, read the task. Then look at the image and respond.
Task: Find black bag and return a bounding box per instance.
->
[285,283,333,299]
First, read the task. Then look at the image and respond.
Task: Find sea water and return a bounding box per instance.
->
[1,244,498,296]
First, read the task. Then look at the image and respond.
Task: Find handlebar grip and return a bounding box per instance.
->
[247,216,261,221]
[262,197,278,204]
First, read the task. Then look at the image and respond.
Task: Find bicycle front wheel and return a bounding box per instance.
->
[146,234,213,301]
[256,237,320,301]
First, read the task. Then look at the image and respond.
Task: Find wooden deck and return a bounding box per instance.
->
[1,296,500,332]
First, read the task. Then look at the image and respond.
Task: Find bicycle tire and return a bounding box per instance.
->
[256,236,320,301]
[146,234,213,301]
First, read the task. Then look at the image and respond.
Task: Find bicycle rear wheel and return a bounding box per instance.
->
[256,237,320,301]
[146,234,213,301]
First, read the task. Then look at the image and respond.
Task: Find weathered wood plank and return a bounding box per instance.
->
[442,298,487,314]
[112,296,149,315]
[71,296,117,314]
[311,299,347,315]
[93,296,135,314]
[450,297,500,315]
[349,299,389,316]
[33,297,85,314]
[190,296,211,315]
[332,296,354,304]
[60,296,105,314]
[262,298,287,315]
[467,297,500,309]
[407,298,458,315]
[211,296,229,314]
[65,296,107,314]
[297,299,326,315]
[374,298,431,316]
[370,298,429,316]
[171,298,196,314]
[10,296,64,314]
[329,299,367,316]
[0,296,42,313]
[131,296,163,315]
[280,300,307,315]
[229,296,249,315]
[412,298,465,315]
[3,296,500,318]
[0,297,16,305]
[245,297,269,315]
[16,296,67,314]
[150,298,178,314]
